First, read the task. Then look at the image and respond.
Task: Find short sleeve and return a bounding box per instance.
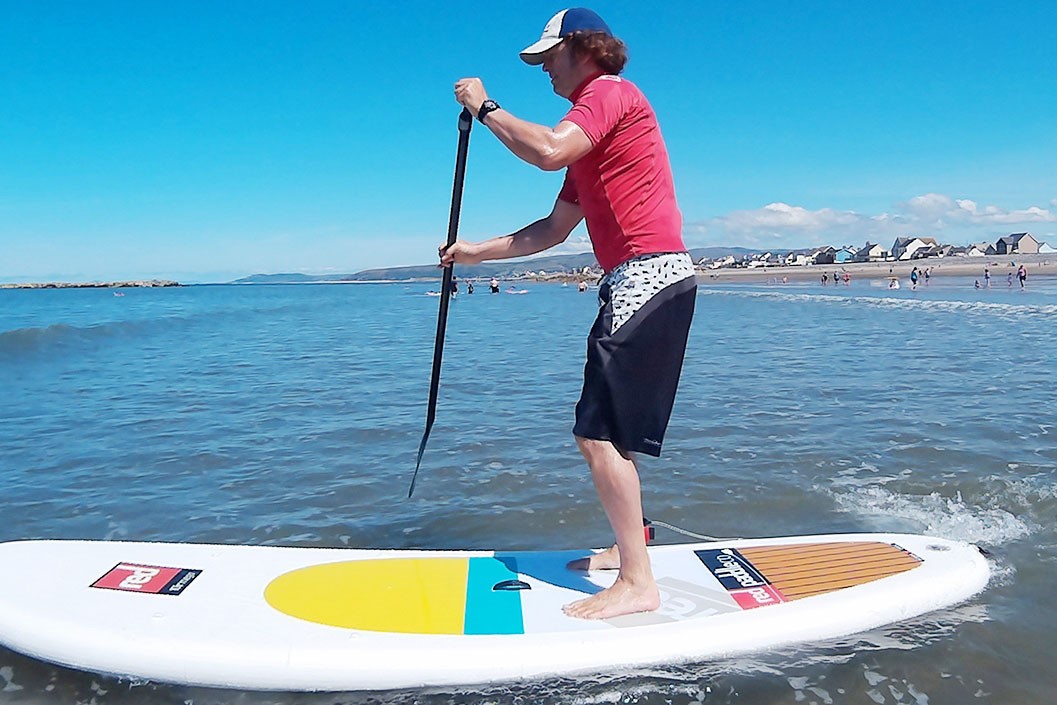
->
[561,76,627,145]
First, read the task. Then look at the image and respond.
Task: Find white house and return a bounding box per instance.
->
[853,242,887,262]
[891,237,938,261]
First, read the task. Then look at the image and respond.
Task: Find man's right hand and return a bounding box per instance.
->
[439,240,484,267]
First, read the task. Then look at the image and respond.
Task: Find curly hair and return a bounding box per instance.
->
[565,31,628,75]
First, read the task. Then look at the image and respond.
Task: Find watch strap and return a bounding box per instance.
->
[477,100,501,124]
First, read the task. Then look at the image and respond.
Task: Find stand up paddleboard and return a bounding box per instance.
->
[0,534,989,691]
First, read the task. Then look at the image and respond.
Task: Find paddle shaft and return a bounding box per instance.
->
[409,108,473,498]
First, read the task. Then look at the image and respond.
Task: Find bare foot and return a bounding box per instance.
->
[566,544,620,571]
[562,577,660,620]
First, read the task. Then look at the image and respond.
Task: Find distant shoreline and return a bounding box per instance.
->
[689,254,1057,285]
[0,279,181,290]
[5,253,1055,289]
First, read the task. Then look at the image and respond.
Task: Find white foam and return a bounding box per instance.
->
[824,484,1032,547]
[698,288,1057,320]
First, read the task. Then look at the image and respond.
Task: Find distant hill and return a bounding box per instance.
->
[232,247,757,284]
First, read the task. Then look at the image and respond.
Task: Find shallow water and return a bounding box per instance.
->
[1,277,1055,704]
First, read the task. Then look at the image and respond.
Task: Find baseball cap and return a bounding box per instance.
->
[519,8,612,65]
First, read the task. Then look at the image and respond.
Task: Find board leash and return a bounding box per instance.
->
[644,517,739,543]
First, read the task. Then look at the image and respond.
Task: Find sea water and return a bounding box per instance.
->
[1,276,1055,704]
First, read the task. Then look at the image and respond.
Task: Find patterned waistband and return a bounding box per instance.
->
[602,252,695,289]
[601,252,696,333]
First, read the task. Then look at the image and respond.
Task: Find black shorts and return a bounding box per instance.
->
[573,274,696,456]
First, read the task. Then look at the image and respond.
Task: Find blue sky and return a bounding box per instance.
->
[2,1,1055,283]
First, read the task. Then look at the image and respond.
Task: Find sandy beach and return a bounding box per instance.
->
[693,253,1057,285]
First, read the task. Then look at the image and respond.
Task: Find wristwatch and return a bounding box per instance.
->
[477,99,501,124]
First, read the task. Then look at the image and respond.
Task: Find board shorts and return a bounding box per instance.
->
[573,252,697,457]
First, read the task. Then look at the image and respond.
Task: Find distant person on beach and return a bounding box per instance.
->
[984,268,991,288]
[1007,272,1013,288]
[821,272,828,286]
[1018,264,1027,288]
[910,267,919,289]
[489,277,500,293]
[842,271,851,286]
[444,8,695,620]
[924,267,931,286]
[975,279,981,289]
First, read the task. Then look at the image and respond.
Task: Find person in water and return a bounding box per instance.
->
[489,277,500,293]
[442,8,696,620]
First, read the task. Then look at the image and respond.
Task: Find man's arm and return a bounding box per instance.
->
[440,198,584,266]
[454,78,593,171]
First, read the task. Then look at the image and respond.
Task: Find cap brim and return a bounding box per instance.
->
[519,36,563,65]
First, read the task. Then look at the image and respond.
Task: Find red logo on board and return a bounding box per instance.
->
[730,584,785,609]
[91,563,201,595]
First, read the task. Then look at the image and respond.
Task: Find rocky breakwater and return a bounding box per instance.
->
[1,279,181,290]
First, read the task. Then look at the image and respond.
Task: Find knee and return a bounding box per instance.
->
[574,435,629,464]
[575,435,601,461]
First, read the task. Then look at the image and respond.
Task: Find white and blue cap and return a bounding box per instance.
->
[519,8,612,65]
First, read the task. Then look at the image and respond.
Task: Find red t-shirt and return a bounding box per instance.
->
[558,73,684,272]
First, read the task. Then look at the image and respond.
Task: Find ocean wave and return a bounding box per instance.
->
[698,288,1057,319]
[0,322,135,357]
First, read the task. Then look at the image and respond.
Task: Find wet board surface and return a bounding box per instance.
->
[0,533,989,691]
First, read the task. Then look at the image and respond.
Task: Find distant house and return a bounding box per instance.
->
[834,246,857,263]
[965,244,989,257]
[891,237,938,261]
[785,250,813,266]
[910,244,944,259]
[812,247,837,265]
[1040,242,1057,254]
[853,242,887,262]
[996,232,1041,255]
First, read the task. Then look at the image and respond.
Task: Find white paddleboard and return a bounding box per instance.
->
[0,533,989,691]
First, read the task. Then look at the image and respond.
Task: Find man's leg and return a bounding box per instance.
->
[562,436,660,620]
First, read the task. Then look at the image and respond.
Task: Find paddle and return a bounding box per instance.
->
[408,108,473,498]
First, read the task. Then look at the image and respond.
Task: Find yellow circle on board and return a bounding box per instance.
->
[264,557,470,634]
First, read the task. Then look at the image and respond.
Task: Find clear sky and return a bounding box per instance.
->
[3,1,1055,283]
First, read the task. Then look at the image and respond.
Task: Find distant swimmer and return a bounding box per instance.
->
[984,267,991,288]
[842,271,850,286]
[578,280,588,292]
[1007,272,1013,288]
[888,277,900,289]
[910,267,919,290]
[467,281,475,294]
[489,277,500,293]
[1018,264,1027,288]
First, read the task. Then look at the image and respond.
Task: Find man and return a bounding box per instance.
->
[443,8,696,620]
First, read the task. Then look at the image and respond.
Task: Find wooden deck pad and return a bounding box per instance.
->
[740,542,922,601]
